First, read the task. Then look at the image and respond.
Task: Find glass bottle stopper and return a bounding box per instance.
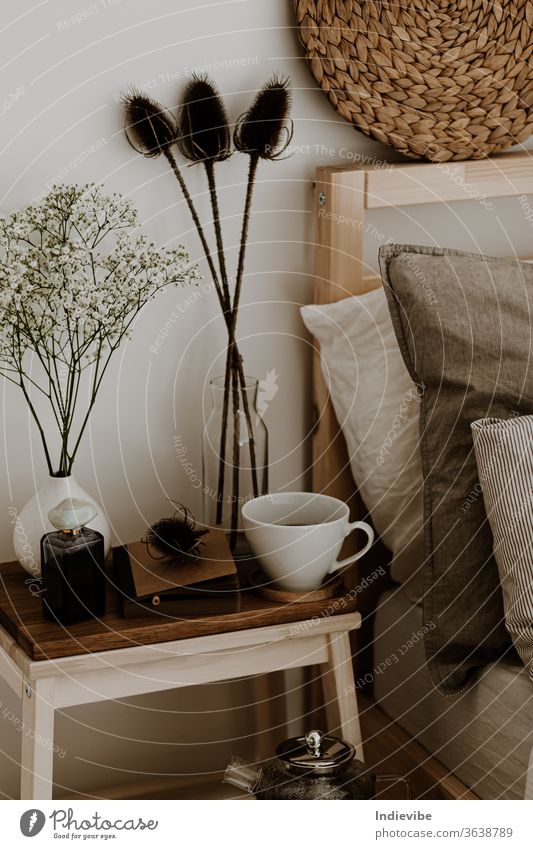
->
[48,498,98,533]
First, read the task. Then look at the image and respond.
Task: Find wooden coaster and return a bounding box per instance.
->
[249,568,345,604]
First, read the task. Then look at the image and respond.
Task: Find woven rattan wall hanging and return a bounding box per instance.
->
[293,1,533,161]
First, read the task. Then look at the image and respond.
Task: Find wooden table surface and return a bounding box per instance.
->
[0,558,358,662]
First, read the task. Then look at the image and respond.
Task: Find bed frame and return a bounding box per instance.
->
[311,150,533,800]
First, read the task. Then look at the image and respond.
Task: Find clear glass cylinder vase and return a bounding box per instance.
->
[202,375,268,537]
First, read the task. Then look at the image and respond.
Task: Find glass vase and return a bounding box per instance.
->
[202,376,268,540]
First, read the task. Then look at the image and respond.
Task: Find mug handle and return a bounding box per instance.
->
[328,521,374,574]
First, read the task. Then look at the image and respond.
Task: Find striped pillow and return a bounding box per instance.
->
[471,415,533,681]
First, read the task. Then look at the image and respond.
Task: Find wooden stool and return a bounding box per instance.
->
[0,559,362,799]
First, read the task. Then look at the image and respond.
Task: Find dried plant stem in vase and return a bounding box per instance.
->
[122,75,292,548]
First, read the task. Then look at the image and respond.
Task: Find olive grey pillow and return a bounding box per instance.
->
[471,415,533,683]
[379,244,533,694]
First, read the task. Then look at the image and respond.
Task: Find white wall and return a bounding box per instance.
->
[1,0,532,798]
[0,0,390,799]
[0,0,395,547]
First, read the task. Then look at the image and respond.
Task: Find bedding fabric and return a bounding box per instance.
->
[300,291,424,592]
[379,245,533,694]
[471,415,533,682]
[526,747,533,800]
[374,588,533,800]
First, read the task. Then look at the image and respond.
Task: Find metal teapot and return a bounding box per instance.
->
[225,729,377,800]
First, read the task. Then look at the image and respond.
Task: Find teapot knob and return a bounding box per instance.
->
[305,729,324,757]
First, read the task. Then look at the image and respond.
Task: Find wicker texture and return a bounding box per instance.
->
[294,0,533,161]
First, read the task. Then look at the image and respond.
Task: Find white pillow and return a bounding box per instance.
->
[471,415,533,682]
[300,289,424,591]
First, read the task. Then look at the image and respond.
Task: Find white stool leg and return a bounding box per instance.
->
[321,632,363,761]
[20,678,55,799]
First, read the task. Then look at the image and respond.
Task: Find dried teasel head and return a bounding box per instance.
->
[143,504,208,564]
[177,74,232,164]
[122,90,177,158]
[234,75,293,160]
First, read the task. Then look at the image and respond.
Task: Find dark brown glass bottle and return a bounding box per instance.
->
[40,498,106,625]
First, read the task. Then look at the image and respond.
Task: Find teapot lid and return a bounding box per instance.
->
[276,730,355,775]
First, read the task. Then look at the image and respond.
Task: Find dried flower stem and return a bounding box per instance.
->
[205,161,259,526]
[219,154,260,525]
[215,150,262,529]
[204,161,230,309]
[230,155,259,356]
[165,149,224,306]
[205,159,234,524]
[230,156,260,493]
[167,151,258,529]
[216,338,232,524]
[229,357,241,550]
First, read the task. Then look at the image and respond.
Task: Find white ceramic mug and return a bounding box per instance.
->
[242,492,374,593]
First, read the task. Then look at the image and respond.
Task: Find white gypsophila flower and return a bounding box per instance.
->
[0,183,199,363]
[0,182,200,475]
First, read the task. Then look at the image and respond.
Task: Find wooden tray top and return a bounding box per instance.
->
[0,558,358,661]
